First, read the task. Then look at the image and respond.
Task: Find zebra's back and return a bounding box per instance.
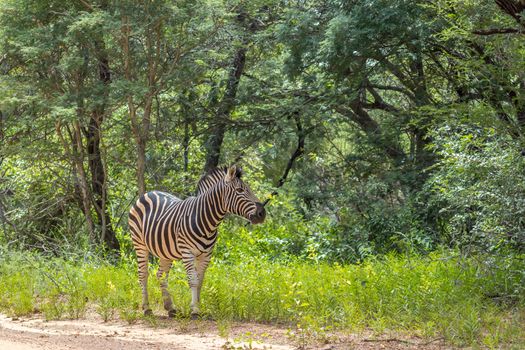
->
[129,191,184,260]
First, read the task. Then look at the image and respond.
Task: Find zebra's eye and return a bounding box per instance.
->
[235,187,244,194]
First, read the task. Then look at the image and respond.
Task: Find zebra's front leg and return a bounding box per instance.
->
[196,252,211,312]
[157,258,176,318]
[182,254,201,319]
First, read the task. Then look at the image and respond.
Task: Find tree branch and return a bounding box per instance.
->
[263,113,306,206]
[364,82,401,113]
[78,0,94,11]
[495,0,525,22]
[473,28,521,35]
[367,83,415,99]
[335,103,405,161]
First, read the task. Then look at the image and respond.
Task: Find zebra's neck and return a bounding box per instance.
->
[192,182,227,235]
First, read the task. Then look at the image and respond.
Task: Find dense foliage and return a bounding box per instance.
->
[1,1,525,347]
[0,1,524,263]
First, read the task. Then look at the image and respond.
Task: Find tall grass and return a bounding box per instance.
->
[0,247,523,347]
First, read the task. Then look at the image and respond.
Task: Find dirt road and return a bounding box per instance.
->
[0,313,449,349]
[0,314,293,350]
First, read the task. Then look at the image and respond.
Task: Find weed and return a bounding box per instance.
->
[217,318,231,338]
[119,306,140,324]
[0,271,35,317]
[143,312,159,327]
[41,294,65,320]
[0,249,523,348]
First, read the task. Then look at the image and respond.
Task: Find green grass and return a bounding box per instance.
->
[0,248,523,348]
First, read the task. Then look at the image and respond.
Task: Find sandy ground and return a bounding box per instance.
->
[0,313,293,350]
[0,313,450,350]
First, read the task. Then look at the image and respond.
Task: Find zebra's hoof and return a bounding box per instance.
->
[190,313,199,320]
[144,309,153,316]
[168,309,177,318]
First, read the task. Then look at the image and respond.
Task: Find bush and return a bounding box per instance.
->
[428,124,525,253]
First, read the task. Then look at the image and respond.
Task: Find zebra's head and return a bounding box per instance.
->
[222,165,266,225]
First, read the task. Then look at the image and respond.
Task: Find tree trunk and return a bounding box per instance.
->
[0,110,4,143]
[203,9,252,172]
[122,15,145,196]
[182,105,190,173]
[204,46,247,172]
[71,122,96,241]
[409,50,435,185]
[121,14,159,196]
[136,139,147,196]
[86,38,119,251]
[135,95,154,196]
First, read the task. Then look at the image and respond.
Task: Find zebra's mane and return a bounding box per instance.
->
[196,166,243,196]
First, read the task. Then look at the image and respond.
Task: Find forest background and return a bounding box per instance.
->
[0,0,524,348]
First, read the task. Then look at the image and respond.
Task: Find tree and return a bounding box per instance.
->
[0,0,122,249]
[117,0,219,195]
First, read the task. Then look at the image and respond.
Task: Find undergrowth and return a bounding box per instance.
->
[0,247,523,348]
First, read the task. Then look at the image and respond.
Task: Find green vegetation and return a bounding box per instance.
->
[1,0,524,260]
[0,248,523,347]
[1,0,525,348]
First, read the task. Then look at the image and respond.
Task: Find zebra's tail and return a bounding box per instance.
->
[128,198,145,246]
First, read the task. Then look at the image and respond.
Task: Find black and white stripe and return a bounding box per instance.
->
[195,166,241,196]
[128,165,266,318]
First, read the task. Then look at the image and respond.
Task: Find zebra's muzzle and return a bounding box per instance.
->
[249,202,266,224]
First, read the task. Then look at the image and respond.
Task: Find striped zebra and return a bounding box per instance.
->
[128,165,266,318]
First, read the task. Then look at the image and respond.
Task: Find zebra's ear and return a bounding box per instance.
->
[225,165,237,183]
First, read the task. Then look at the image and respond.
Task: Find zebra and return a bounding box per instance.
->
[128,165,266,319]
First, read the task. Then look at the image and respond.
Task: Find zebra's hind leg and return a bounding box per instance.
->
[157,258,176,317]
[182,254,200,319]
[136,248,152,316]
